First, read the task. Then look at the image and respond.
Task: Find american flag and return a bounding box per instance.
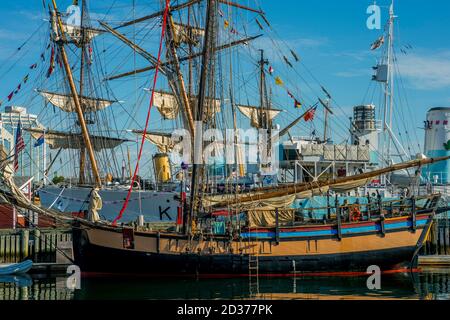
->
[14,121,25,172]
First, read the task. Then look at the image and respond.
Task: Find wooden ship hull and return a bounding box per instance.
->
[72,212,432,276]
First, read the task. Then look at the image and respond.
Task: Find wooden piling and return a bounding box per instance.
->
[430,220,439,255]
[0,235,4,262]
[445,223,449,255]
[15,234,20,261]
[34,229,40,260]
[21,229,29,259]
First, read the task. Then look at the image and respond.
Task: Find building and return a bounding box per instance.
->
[422,107,450,184]
[0,106,45,182]
[279,105,381,185]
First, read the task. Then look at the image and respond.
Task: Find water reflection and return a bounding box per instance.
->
[0,270,449,300]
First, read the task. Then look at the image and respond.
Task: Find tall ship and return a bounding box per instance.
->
[0,0,449,275]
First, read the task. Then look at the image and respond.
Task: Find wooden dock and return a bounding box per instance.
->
[418,255,450,267]
[0,228,72,265]
[422,218,450,256]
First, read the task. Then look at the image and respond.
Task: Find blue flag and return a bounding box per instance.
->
[34,134,45,147]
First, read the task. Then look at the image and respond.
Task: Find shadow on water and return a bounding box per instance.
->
[0,269,449,300]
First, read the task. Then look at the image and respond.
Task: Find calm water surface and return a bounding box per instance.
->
[0,269,449,300]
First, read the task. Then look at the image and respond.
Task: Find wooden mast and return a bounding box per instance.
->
[78,0,86,185]
[258,50,268,129]
[51,0,102,188]
[210,156,450,208]
[166,12,195,136]
[187,4,194,96]
[188,0,216,234]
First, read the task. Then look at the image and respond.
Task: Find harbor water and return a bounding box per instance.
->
[0,269,449,300]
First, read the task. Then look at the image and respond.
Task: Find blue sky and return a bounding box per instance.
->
[0,0,449,175]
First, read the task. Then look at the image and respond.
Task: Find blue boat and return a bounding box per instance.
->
[0,275,33,287]
[0,260,33,276]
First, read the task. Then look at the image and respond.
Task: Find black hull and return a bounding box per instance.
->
[73,228,417,276]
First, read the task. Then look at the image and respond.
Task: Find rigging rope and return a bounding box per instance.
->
[112,0,170,226]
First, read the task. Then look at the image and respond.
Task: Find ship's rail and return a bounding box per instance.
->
[293,194,440,223]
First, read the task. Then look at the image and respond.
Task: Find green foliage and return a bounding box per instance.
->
[52,176,65,185]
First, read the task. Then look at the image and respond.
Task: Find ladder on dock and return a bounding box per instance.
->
[248,225,260,298]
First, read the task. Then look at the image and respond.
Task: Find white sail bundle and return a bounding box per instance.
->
[238,105,282,128]
[172,22,205,46]
[153,91,180,120]
[63,24,104,47]
[152,91,221,120]
[38,90,116,113]
[26,128,128,151]
[50,10,103,46]
[134,131,177,153]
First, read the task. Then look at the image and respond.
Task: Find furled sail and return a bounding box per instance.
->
[152,91,221,120]
[172,22,205,46]
[50,10,103,46]
[38,90,116,113]
[26,128,129,151]
[203,193,296,211]
[64,24,104,46]
[153,91,179,120]
[238,105,282,128]
[133,130,176,153]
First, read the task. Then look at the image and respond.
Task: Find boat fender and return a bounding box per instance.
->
[379,214,386,237]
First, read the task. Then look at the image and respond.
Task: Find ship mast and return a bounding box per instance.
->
[51,0,102,188]
[258,49,272,172]
[78,0,87,185]
[381,0,408,165]
[258,50,268,129]
[188,0,216,234]
[166,12,195,136]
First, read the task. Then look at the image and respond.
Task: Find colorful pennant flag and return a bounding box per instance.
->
[34,134,45,148]
[275,77,284,86]
[287,91,294,99]
[370,35,385,50]
[14,84,21,94]
[224,20,230,29]
[30,63,37,69]
[46,46,56,78]
[294,100,302,108]
[88,46,93,65]
[23,74,29,83]
[304,107,317,122]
